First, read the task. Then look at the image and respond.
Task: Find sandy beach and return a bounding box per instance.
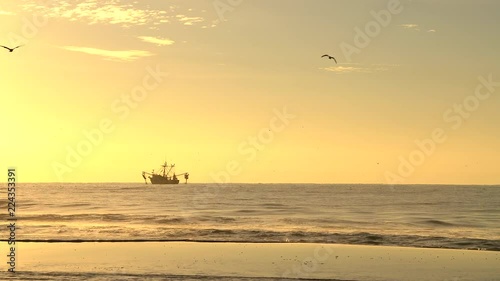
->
[4,242,498,280]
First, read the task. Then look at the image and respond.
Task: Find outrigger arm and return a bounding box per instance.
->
[175,172,190,184]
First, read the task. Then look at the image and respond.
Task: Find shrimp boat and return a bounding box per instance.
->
[142,161,189,184]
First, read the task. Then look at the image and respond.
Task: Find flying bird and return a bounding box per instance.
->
[321,54,337,64]
[1,45,23,52]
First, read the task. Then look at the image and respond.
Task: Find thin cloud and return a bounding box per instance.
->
[321,66,372,74]
[400,24,420,31]
[0,10,15,16]
[176,15,204,26]
[21,1,214,28]
[61,46,154,61]
[202,19,220,29]
[22,0,172,27]
[321,64,399,74]
[138,36,175,46]
[400,24,437,33]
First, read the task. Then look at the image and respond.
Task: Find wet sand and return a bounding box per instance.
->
[8,242,500,280]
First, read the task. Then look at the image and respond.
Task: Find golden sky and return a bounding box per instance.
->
[1,0,499,184]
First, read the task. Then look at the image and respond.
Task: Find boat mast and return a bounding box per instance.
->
[166,163,175,178]
[162,161,167,178]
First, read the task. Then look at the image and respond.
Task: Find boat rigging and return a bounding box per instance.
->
[142,161,189,184]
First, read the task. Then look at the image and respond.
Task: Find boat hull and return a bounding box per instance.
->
[149,175,179,184]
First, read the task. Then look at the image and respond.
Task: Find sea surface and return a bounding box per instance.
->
[1,183,500,280]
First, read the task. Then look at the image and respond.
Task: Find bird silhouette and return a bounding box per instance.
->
[321,54,337,64]
[1,45,23,52]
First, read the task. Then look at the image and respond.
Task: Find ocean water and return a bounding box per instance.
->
[2,183,499,249]
[1,183,500,280]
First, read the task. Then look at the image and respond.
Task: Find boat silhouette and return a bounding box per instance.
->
[142,161,189,184]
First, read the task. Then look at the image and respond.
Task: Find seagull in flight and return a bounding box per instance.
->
[321,54,337,64]
[1,45,23,52]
